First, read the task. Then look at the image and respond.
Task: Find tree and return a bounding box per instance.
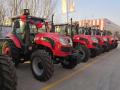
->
[4,0,57,20]
[0,1,6,37]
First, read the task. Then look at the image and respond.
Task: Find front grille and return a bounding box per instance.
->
[61,46,72,52]
[80,38,89,44]
[97,38,101,43]
[93,43,98,47]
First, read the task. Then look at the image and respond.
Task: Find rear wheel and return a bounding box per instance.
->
[2,41,20,66]
[0,56,17,90]
[31,50,54,82]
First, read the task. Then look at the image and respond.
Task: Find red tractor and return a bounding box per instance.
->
[54,18,101,61]
[102,30,118,49]
[54,23,90,62]
[74,26,101,57]
[2,9,81,82]
[88,26,110,52]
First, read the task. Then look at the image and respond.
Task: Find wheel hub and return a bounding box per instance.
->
[32,57,44,76]
[78,47,86,60]
[3,47,10,55]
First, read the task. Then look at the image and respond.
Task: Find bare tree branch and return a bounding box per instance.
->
[1,0,57,20]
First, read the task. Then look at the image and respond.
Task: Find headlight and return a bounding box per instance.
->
[111,38,114,41]
[60,37,73,46]
[103,37,108,42]
[68,38,73,46]
[34,37,45,41]
[91,37,98,43]
[60,37,68,45]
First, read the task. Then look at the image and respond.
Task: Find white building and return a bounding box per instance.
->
[79,18,120,33]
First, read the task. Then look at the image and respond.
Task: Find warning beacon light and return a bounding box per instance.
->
[23,9,30,15]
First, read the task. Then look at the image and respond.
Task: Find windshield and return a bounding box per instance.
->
[29,24,46,34]
[55,25,77,36]
[78,28,85,34]
[13,20,25,34]
[102,31,112,36]
[78,27,91,35]
[13,19,47,34]
[55,25,68,35]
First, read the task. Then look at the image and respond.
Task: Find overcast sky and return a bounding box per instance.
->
[54,0,120,25]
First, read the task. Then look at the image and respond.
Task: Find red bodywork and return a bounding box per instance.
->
[94,35,104,46]
[103,36,114,45]
[7,32,72,57]
[6,15,73,58]
[34,32,72,57]
[73,34,96,49]
[6,33,22,48]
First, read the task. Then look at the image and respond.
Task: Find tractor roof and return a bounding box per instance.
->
[11,15,46,23]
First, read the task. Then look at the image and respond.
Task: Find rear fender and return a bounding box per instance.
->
[6,33,22,48]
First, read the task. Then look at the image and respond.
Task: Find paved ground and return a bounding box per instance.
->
[17,45,120,90]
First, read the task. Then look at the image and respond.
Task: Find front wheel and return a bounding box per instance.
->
[77,45,90,62]
[97,45,104,54]
[90,49,97,58]
[104,42,110,52]
[114,43,118,49]
[31,50,54,82]
[61,56,78,69]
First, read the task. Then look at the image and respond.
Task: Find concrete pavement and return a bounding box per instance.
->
[17,45,120,90]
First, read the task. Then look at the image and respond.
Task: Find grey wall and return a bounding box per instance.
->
[0,26,12,38]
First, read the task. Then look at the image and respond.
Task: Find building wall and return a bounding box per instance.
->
[79,18,120,33]
[0,26,12,38]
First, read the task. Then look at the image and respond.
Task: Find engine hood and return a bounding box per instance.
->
[74,35,92,41]
[35,32,72,42]
[35,32,61,40]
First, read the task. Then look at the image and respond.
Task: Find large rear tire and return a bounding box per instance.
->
[0,56,17,90]
[2,41,20,66]
[31,50,54,82]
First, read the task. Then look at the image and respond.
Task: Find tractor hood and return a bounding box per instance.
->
[34,32,73,46]
[35,32,62,41]
[94,35,104,45]
[73,34,99,44]
[74,34,93,42]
